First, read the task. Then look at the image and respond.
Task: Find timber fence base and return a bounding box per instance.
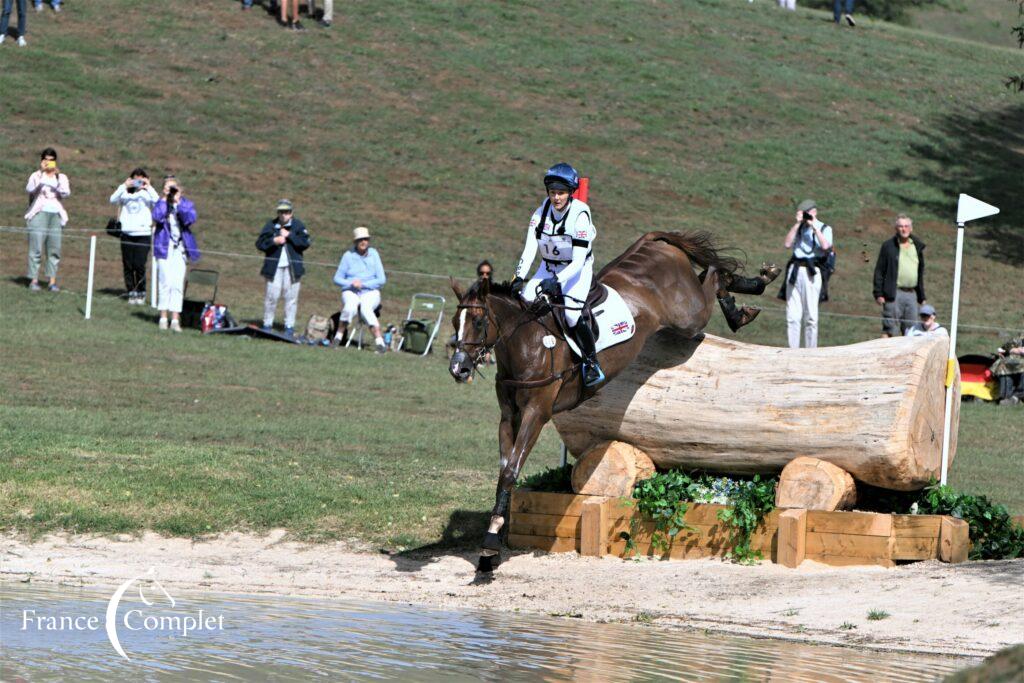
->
[509,490,970,568]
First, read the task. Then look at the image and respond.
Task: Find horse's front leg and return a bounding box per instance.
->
[479,392,554,572]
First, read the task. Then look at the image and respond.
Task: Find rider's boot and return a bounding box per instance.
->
[717,293,761,332]
[574,321,605,387]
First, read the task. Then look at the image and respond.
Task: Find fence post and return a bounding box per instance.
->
[84,233,97,320]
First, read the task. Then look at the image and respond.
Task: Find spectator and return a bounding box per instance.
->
[991,332,1024,405]
[873,214,926,338]
[110,168,159,305]
[904,305,944,337]
[280,0,303,29]
[476,260,493,281]
[781,199,833,349]
[332,226,387,352]
[834,0,855,26]
[0,0,28,46]
[308,0,333,27]
[778,0,796,10]
[256,199,310,337]
[34,0,59,13]
[25,147,70,292]
[151,176,200,333]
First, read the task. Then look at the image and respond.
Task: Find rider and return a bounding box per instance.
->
[512,163,604,387]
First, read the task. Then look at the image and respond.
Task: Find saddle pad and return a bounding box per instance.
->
[564,284,636,358]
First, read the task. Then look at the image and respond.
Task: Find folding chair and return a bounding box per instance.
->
[345,303,383,349]
[181,268,219,329]
[397,293,446,356]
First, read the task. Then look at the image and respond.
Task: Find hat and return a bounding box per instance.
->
[276,199,293,212]
[797,199,817,212]
[352,226,371,241]
[919,304,936,317]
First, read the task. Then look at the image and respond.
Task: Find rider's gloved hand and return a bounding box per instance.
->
[510,277,526,296]
[539,277,561,299]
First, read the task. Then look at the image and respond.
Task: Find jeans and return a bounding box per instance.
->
[1,0,27,37]
[34,0,59,7]
[120,233,151,295]
[833,0,853,22]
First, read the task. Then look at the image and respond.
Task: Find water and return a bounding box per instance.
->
[1,583,972,682]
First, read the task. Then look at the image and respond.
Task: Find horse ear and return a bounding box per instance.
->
[450,276,466,300]
[480,277,491,296]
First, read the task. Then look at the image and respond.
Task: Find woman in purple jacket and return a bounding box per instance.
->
[151,176,200,332]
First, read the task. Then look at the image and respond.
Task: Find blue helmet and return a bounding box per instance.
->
[543,163,579,192]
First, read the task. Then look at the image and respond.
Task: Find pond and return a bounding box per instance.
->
[1,583,973,681]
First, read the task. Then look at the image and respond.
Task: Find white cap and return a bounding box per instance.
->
[353,226,371,241]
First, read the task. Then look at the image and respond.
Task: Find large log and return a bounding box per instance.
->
[553,331,959,490]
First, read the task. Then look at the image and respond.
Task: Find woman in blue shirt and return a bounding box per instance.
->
[332,226,387,352]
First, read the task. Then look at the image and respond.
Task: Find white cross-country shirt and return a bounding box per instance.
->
[515,198,595,286]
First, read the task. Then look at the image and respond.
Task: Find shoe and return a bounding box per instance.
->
[845,13,856,26]
[0,35,5,44]
[261,324,273,333]
[53,4,61,12]
[47,283,60,292]
[170,320,182,333]
[283,326,295,338]
[29,281,41,291]
[375,338,387,354]
[159,318,169,330]
[293,20,306,31]
[34,3,42,11]
[318,19,331,27]
[285,20,294,29]
[17,36,27,47]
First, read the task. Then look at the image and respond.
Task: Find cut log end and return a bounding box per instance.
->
[776,456,857,511]
[571,441,655,498]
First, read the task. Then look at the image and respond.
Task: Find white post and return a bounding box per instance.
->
[560,441,568,468]
[84,233,97,320]
[939,224,965,486]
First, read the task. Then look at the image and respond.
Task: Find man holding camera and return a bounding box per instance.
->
[782,199,833,349]
[256,199,311,337]
[110,168,159,305]
[873,214,926,337]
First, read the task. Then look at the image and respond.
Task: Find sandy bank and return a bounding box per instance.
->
[2,530,1020,658]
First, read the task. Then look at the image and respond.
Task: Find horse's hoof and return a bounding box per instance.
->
[477,553,501,573]
[482,532,502,552]
[760,262,782,282]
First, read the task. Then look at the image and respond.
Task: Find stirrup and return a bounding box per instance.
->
[583,361,605,387]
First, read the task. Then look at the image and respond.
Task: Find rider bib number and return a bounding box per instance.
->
[538,234,573,261]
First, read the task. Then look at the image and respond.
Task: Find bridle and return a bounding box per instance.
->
[454,301,499,370]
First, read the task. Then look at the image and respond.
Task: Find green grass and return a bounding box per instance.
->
[0,0,1021,545]
[908,0,1022,48]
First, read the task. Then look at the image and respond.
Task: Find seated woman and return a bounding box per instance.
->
[332,226,387,353]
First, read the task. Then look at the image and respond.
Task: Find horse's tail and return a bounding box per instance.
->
[649,231,741,276]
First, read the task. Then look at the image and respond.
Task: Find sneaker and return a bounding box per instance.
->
[293,20,306,31]
[285,20,294,29]
[375,338,387,354]
[283,326,295,338]
[29,281,41,291]
[261,324,273,333]
[159,317,169,330]
[844,13,856,26]
[170,319,182,333]
[0,35,5,44]
[48,283,60,292]
[318,19,331,27]
[53,4,61,12]
[17,36,27,47]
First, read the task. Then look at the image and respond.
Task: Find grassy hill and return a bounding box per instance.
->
[908,0,1022,48]
[1,0,1021,544]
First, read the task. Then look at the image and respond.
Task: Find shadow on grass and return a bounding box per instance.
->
[889,102,1024,267]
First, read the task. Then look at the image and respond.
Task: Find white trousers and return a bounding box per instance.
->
[341,289,381,327]
[778,0,796,9]
[264,267,301,328]
[156,247,186,313]
[522,260,593,327]
[786,265,821,348]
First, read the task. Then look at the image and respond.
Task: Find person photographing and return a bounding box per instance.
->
[151,176,200,332]
[25,147,71,292]
[782,199,833,349]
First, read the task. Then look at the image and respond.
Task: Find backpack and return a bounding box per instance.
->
[200,304,236,333]
[305,314,331,342]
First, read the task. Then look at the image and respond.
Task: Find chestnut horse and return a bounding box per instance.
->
[449,231,778,572]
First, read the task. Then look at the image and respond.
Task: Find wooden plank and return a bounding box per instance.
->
[1013,514,1024,529]
[777,509,807,568]
[580,498,609,558]
[806,532,891,559]
[806,510,892,537]
[682,503,731,525]
[805,554,895,568]
[507,533,578,553]
[508,513,580,539]
[940,517,969,564]
[893,515,943,537]
[511,490,599,517]
[892,535,939,561]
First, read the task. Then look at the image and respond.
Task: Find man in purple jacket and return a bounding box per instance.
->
[152,176,200,332]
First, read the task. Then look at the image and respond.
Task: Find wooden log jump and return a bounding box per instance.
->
[554,331,960,491]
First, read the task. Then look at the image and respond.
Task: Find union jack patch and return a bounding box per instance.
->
[576,230,588,238]
[611,321,630,335]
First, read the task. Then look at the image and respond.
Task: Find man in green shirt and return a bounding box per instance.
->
[872,214,927,337]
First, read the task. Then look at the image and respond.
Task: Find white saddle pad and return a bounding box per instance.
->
[562,284,637,358]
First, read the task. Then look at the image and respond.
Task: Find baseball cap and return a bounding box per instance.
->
[276,199,293,212]
[919,304,936,317]
[797,199,817,212]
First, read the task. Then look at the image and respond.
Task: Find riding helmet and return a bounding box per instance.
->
[543,163,580,192]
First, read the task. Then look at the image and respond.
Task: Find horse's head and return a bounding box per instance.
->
[449,276,498,383]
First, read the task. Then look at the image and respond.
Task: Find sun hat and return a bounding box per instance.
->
[353,226,371,241]
[919,304,936,317]
[797,199,817,212]
[276,199,293,212]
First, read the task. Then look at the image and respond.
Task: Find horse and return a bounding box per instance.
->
[448,231,780,572]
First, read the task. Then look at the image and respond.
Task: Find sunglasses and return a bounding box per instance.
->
[478,270,492,277]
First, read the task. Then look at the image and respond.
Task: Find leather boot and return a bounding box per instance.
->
[574,321,605,387]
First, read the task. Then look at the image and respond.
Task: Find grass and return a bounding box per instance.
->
[0,0,1022,546]
[867,609,891,621]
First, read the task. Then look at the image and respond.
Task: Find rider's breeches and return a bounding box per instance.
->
[340,288,381,327]
[522,260,593,327]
